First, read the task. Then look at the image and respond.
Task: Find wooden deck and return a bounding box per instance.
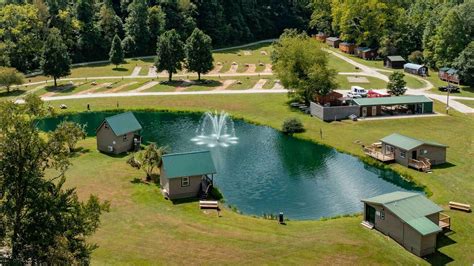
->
[408,157,431,172]
[364,147,394,162]
[439,213,451,230]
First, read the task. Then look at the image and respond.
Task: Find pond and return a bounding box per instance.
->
[37,111,422,220]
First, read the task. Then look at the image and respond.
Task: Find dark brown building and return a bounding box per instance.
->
[339,42,356,54]
[356,47,378,60]
[326,37,341,48]
[315,32,327,42]
[315,91,343,106]
[384,56,406,69]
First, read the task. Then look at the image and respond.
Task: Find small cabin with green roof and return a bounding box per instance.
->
[365,133,448,172]
[160,151,216,200]
[362,191,449,257]
[96,112,142,154]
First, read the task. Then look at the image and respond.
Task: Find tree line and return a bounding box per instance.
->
[0,0,310,74]
[310,0,474,83]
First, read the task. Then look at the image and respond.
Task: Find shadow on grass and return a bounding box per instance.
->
[70,147,91,158]
[424,233,456,265]
[112,67,128,72]
[431,162,456,170]
[0,89,26,98]
[171,197,199,205]
[160,79,222,89]
[99,151,129,158]
[45,84,77,94]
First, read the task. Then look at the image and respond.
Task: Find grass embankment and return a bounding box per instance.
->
[48,94,473,265]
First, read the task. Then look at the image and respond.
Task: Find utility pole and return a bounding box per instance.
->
[446,80,450,115]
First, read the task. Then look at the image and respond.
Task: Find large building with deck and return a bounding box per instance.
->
[364,133,448,172]
[352,95,434,118]
[160,151,216,200]
[362,191,450,257]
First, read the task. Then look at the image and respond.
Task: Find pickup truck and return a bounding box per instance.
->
[347,86,368,98]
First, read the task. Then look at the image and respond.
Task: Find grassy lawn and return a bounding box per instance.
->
[457,99,474,108]
[336,75,387,90]
[45,94,473,264]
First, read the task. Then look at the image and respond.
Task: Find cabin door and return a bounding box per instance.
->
[362,107,367,117]
[412,150,417,159]
[365,204,376,224]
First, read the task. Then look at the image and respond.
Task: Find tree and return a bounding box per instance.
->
[41,28,71,87]
[124,0,149,56]
[0,67,24,93]
[147,6,166,54]
[185,28,214,81]
[282,118,305,135]
[0,4,44,72]
[408,50,424,65]
[98,1,124,51]
[127,143,167,181]
[155,29,185,82]
[272,32,337,104]
[309,0,332,34]
[387,72,407,96]
[109,35,124,69]
[0,94,109,264]
[453,41,474,86]
[51,121,87,152]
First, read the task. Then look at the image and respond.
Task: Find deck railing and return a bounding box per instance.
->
[409,157,431,172]
[364,147,395,162]
[439,213,451,230]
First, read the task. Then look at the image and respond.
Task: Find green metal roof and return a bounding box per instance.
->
[352,95,432,107]
[387,56,405,62]
[362,191,443,236]
[380,133,448,150]
[103,112,142,136]
[162,151,216,179]
[406,217,442,236]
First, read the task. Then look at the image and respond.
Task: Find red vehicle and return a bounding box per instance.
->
[367,90,390,98]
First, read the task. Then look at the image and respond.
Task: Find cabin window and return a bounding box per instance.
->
[123,135,128,142]
[181,177,190,187]
[400,151,406,158]
[380,211,385,220]
[422,149,428,155]
[104,123,109,129]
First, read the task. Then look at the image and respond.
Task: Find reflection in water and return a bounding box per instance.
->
[37,112,422,220]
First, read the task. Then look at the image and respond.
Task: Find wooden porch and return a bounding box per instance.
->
[364,145,395,162]
[408,157,431,172]
[439,213,451,230]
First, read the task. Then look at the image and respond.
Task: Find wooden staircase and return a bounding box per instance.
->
[361,220,374,229]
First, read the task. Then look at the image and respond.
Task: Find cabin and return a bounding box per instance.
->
[160,151,216,200]
[356,47,378,60]
[364,133,448,172]
[326,37,341,48]
[96,112,142,154]
[315,91,343,106]
[352,95,434,118]
[404,63,428,76]
[384,56,406,69]
[339,42,356,54]
[315,32,327,42]
[362,191,450,257]
[438,67,460,84]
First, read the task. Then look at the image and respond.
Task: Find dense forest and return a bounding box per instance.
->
[0,0,311,73]
[0,0,472,79]
[310,0,474,72]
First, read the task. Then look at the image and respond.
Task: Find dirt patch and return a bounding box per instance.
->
[243,50,252,56]
[214,80,236,91]
[226,63,238,74]
[130,81,159,92]
[252,79,268,90]
[271,80,284,90]
[76,83,112,95]
[263,64,272,73]
[104,82,138,93]
[209,65,223,74]
[147,66,157,77]
[131,66,142,77]
[245,64,256,74]
[347,76,370,83]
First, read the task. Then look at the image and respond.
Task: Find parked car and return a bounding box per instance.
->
[348,86,368,98]
[438,85,460,93]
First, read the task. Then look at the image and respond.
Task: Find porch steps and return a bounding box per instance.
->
[361,221,374,229]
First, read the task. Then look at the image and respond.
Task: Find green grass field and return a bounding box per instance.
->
[45,94,474,265]
[457,99,474,108]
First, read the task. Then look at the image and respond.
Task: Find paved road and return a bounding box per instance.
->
[42,89,288,102]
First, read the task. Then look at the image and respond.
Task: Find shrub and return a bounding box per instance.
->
[282,118,305,134]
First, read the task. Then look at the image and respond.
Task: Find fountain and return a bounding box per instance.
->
[191,111,238,148]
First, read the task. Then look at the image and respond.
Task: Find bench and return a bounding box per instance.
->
[449,201,471,212]
[199,200,219,209]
